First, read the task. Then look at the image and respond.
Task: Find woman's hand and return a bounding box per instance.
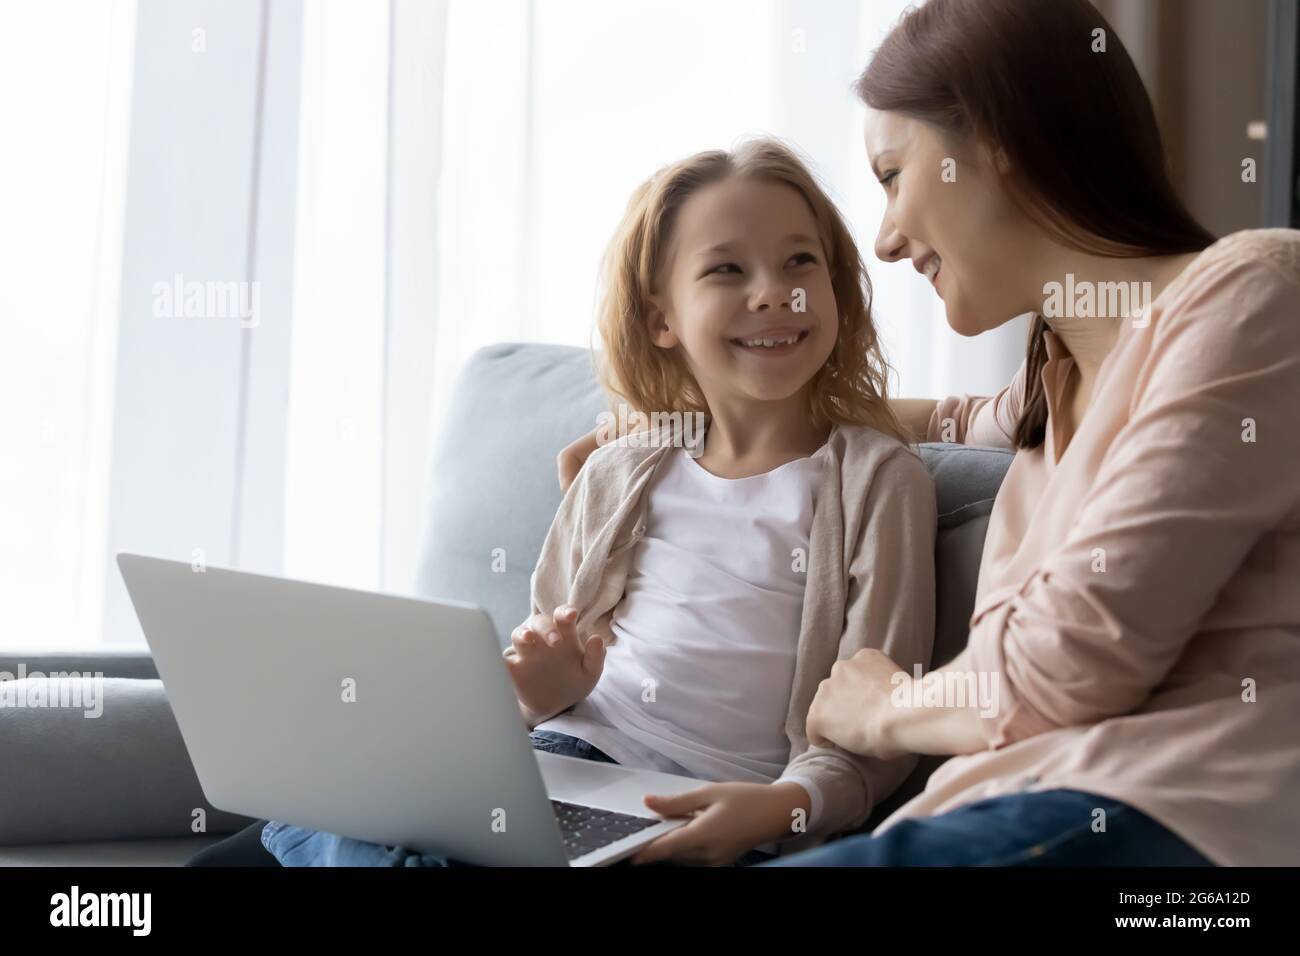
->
[807,648,991,759]
[557,400,939,491]
[630,781,810,866]
[505,605,606,724]
[805,648,909,760]
[891,398,939,444]
[556,428,602,494]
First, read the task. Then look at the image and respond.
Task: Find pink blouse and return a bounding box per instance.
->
[876,229,1300,865]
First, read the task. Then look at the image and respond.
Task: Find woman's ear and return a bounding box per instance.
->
[644,295,678,349]
[971,133,1011,176]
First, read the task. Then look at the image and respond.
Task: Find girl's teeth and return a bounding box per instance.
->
[740,335,799,348]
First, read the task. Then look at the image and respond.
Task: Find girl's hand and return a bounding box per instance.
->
[630,782,810,866]
[806,648,908,760]
[505,606,606,723]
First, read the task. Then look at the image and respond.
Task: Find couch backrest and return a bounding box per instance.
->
[417,344,609,645]
[416,343,1014,669]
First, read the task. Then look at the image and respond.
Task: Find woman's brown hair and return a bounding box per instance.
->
[596,137,908,445]
[855,0,1215,449]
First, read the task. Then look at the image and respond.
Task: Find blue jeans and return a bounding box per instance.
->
[760,789,1214,866]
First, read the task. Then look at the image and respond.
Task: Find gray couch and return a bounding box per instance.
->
[0,343,1012,866]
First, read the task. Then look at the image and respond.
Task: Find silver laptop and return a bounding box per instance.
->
[116,553,698,866]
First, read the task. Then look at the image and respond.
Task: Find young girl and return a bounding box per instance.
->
[230,138,937,867]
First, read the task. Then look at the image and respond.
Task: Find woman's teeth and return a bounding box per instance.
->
[924,256,942,282]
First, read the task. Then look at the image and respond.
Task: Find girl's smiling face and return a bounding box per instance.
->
[865,109,1032,336]
[645,175,838,409]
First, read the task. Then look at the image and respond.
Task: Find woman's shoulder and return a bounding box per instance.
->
[1154,228,1300,343]
[1135,230,1300,407]
[1184,228,1300,291]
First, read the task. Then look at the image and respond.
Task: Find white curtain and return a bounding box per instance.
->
[0,0,136,649]
[421,0,1026,460]
[434,0,1022,562]
[283,0,391,591]
[4,0,1026,649]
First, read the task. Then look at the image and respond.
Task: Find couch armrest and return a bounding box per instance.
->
[0,648,158,680]
[0,677,254,845]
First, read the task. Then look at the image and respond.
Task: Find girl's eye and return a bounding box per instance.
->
[788,252,817,267]
[707,263,741,275]
[879,170,899,187]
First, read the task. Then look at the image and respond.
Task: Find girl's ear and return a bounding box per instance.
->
[644,295,679,349]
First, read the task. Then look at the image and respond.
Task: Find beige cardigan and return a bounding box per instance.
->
[527,419,937,850]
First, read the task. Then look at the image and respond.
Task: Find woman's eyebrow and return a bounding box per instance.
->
[869,150,898,178]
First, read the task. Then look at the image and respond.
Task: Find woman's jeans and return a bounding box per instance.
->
[760,789,1213,866]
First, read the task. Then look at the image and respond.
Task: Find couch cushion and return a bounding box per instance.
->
[933,496,997,667]
[917,442,1013,670]
[416,343,607,646]
[0,678,255,846]
[0,836,221,867]
[0,649,158,681]
[917,442,1014,517]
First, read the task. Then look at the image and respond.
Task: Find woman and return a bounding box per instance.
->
[558,0,1300,866]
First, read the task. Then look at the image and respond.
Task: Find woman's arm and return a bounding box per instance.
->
[927,363,1025,448]
[959,260,1300,751]
[556,429,601,493]
[823,260,1300,760]
[891,399,939,444]
[878,649,990,756]
[808,644,992,760]
[557,397,958,492]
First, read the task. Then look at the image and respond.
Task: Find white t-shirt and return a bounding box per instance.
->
[538,442,827,822]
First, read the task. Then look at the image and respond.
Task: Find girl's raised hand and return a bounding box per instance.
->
[505,605,606,723]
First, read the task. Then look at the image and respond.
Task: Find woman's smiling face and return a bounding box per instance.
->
[646,175,838,408]
[865,108,1032,336]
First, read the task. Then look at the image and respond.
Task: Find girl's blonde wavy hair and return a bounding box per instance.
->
[594,137,907,445]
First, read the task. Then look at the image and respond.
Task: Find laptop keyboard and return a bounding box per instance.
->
[550,799,660,861]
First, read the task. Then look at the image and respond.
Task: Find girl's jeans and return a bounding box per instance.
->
[260,729,756,866]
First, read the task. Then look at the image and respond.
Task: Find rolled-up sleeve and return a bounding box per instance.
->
[927,360,1026,448]
[968,257,1300,748]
